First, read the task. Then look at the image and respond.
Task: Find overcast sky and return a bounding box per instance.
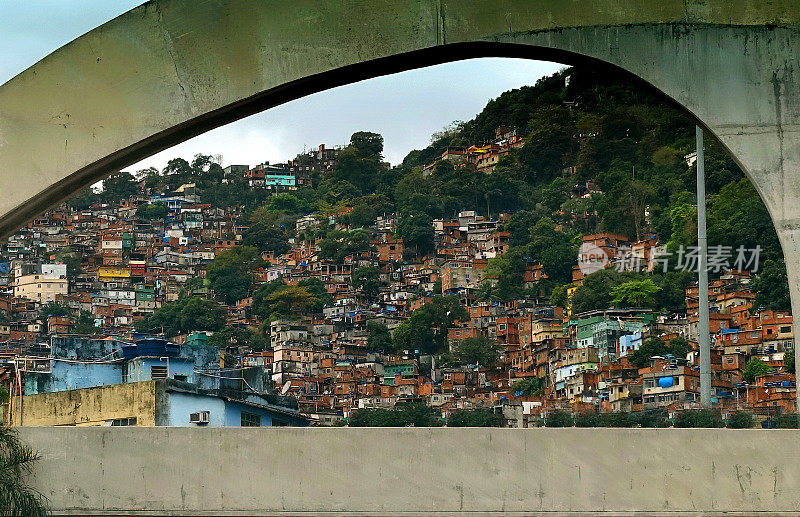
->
[0,1,563,169]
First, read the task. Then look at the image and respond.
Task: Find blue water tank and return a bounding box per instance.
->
[658,377,674,388]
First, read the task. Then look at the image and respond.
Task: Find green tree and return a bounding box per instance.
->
[511,377,544,397]
[252,279,290,320]
[55,248,83,285]
[265,285,319,317]
[72,311,97,334]
[529,217,575,285]
[708,178,781,262]
[611,279,660,308]
[450,336,500,366]
[785,350,795,374]
[550,284,569,308]
[393,295,468,354]
[751,259,791,311]
[135,296,226,336]
[101,170,138,203]
[0,426,49,517]
[241,221,290,255]
[571,269,636,314]
[352,266,382,299]
[349,403,440,427]
[743,357,772,383]
[366,321,393,353]
[40,302,68,318]
[398,211,434,256]
[136,202,168,220]
[296,278,332,312]
[207,326,266,351]
[627,337,690,369]
[206,246,262,305]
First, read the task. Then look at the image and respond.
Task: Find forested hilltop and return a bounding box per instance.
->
[85,65,788,334]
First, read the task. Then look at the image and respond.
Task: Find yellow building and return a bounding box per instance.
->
[98,266,131,279]
[12,381,157,427]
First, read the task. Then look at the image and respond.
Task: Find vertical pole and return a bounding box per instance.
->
[696,126,712,408]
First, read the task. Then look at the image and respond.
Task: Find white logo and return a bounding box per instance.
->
[578,243,608,275]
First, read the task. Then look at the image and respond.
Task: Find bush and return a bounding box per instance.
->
[597,412,635,427]
[776,413,800,429]
[448,409,503,427]
[726,411,754,429]
[674,409,724,428]
[630,410,670,428]
[574,412,598,427]
[545,410,574,427]
[348,403,442,427]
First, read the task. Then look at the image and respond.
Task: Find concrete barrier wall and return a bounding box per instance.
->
[16,427,800,515]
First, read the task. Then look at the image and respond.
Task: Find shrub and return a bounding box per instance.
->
[674,409,724,428]
[545,410,574,427]
[348,403,441,427]
[630,410,670,428]
[448,409,503,427]
[726,411,754,429]
[776,413,800,429]
[574,412,598,427]
[596,412,635,427]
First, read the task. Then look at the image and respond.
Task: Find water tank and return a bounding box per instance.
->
[658,377,674,388]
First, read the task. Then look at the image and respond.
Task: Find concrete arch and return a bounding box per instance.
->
[2,0,800,364]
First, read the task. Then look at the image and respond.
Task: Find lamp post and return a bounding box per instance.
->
[696,126,712,408]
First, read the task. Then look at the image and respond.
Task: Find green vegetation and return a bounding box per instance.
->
[391,295,468,354]
[673,409,724,428]
[544,410,574,427]
[206,246,263,305]
[627,336,691,369]
[207,326,266,351]
[511,377,544,397]
[348,403,441,427]
[726,411,754,429]
[135,296,227,337]
[252,279,329,321]
[785,350,795,374]
[450,336,500,366]
[447,409,503,427]
[0,426,49,516]
[39,302,69,319]
[136,201,168,220]
[366,321,393,353]
[743,358,772,383]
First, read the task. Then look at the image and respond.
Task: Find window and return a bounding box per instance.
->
[241,411,261,427]
[110,417,137,426]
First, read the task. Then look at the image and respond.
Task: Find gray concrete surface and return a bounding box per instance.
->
[15,427,800,515]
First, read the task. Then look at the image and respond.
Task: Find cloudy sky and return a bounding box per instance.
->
[0,1,563,169]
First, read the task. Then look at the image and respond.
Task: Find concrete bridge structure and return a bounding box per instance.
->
[17,426,800,515]
[4,2,800,513]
